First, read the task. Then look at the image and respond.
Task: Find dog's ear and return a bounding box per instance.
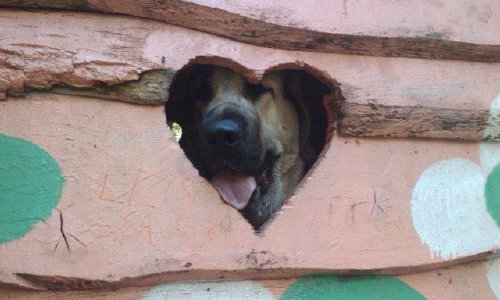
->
[166,65,213,125]
[283,72,315,169]
[166,65,214,178]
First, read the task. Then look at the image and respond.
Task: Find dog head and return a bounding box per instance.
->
[167,65,314,229]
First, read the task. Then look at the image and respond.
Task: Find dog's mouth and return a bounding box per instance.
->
[210,169,257,210]
[209,151,275,210]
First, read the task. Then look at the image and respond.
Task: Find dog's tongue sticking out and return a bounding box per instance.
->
[211,169,256,210]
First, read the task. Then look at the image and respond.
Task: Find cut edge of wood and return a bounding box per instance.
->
[0,1,499,62]
[3,69,175,105]
[338,102,500,142]
[7,250,499,291]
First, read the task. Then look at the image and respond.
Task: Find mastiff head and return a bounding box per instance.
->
[167,65,319,230]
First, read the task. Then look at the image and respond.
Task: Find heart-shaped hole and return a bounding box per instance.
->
[165,58,338,231]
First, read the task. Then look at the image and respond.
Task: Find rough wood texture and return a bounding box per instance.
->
[14,274,113,291]
[46,69,175,105]
[1,9,499,142]
[1,0,499,62]
[339,103,499,141]
[1,261,498,299]
[1,94,499,289]
[1,3,500,297]
[1,2,499,297]
[189,0,499,45]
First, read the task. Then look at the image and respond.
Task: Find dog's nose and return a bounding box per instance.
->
[205,119,241,148]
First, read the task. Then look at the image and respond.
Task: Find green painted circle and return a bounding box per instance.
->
[0,134,63,243]
[485,164,500,228]
[280,275,425,300]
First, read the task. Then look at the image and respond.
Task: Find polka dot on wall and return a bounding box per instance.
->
[279,275,425,300]
[485,164,500,228]
[142,280,274,300]
[481,92,500,229]
[0,134,64,243]
[411,158,500,260]
[486,258,500,298]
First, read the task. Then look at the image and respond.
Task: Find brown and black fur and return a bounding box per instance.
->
[166,64,326,230]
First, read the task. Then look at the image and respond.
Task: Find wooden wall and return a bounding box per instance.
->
[0,1,499,299]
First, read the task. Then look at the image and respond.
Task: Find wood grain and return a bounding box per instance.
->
[46,69,175,105]
[1,0,499,62]
[1,2,500,296]
[339,103,499,142]
[1,8,498,142]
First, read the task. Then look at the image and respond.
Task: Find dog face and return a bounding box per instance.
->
[167,65,313,229]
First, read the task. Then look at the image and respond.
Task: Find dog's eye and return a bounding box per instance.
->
[193,89,211,103]
[245,83,273,101]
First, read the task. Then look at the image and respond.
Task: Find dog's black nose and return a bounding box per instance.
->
[205,119,241,148]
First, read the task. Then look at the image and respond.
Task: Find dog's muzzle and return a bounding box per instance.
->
[201,110,261,210]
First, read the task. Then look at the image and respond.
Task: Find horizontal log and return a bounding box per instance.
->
[1,0,499,62]
[34,78,500,142]
[0,9,498,142]
[339,103,500,142]
[43,69,175,105]
[2,95,500,289]
[3,260,497,298]
[187,0,499,45]
[7,252,496,290]
[7,68,499,141]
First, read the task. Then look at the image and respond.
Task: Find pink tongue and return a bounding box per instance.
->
[210,169,256,210]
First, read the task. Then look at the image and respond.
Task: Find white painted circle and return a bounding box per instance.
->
[142,280,274,300]
[411,158,500,259]
[480,92,500,175]
[486,258,500,298]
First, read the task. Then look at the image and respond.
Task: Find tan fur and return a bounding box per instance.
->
[208,67,307,229]
[257,73,304,199]
[169,65,310,229]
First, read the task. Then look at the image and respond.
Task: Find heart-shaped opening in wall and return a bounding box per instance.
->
[165,57,339,231]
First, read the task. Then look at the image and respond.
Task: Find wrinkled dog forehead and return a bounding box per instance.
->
[201,67,255,113]
[210,67,246,95]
